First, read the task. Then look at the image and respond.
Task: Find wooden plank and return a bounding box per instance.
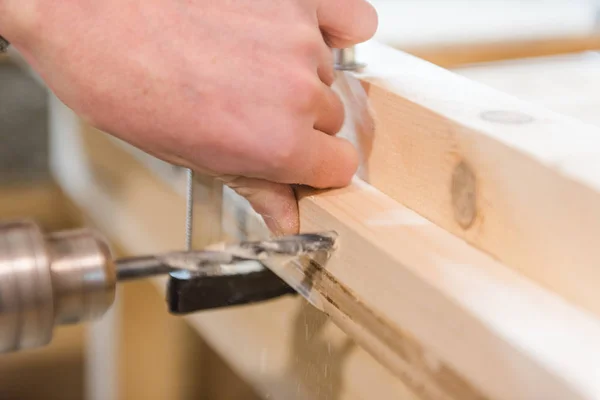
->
[222,179,600,400]
[342,40,600,319]
[407,35,600,68]
[0,183,73,231]
[454,52,600,126]
[0,325,84,400]
[156,283,416,400]
[370,0,600,66]
[372,0,598,48]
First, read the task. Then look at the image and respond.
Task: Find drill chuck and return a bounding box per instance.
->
[0,220,116,353]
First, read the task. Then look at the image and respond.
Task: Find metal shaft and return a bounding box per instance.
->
[116,255,173,281]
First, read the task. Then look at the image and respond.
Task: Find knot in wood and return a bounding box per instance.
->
[451,161,477,229]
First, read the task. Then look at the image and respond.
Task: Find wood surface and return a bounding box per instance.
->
[344,40,600,320]
[0,183,72,231]
[408,35,600,68]
[0,324,85,400]
[222,177,600,400]
[454,51,600,126]
[371,0,600,66]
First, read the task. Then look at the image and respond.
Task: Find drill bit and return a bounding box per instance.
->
[115,232,337,281]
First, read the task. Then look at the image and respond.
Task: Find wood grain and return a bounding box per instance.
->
[221,178,600,400]
[342,40,600,319]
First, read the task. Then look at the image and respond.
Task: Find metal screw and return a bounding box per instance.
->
[333,47,366,71]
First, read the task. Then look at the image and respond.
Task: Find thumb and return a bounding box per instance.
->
[219,176,299,236]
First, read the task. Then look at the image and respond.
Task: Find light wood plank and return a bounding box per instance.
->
[342,40,600,319]
[0,183,73,231]
[408,36,600,68]
[372,0,598,47]
[370,0,600,66]
[454,52,600,126]
[222,178,600,400]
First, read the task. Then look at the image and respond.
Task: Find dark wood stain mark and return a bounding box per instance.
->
[296,255,488,400]
[451,161,477,229]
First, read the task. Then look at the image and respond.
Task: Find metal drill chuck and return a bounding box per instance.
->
[0,220,116,353]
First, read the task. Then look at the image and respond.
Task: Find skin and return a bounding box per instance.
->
[0,0,378,235]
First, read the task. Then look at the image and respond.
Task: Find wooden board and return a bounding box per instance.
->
[370,0,600,66]
[223,178,600,400]
[408,36,600,69]
[0,183,73,231]
[455,52,600,126]
[372,0,598,49]
[342,40,600,320]
[0,324,85,400]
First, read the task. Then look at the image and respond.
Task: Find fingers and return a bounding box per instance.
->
[314,82,345,135]
[221,176,299,236]
[265,129,359,189]
[296,131,358,188]
[317,0,378,48]
[316,43,335,86]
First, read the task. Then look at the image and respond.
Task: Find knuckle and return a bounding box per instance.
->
[286,73,321,111]
[292,25,323,56]
[270,138,298,169]
[264,129,302,174]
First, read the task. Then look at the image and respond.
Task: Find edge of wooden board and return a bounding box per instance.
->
[223,179,600,400]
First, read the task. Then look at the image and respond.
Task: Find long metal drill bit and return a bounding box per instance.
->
[115,232,337,281]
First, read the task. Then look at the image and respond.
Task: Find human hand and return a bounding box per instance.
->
[1,0,378,235]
